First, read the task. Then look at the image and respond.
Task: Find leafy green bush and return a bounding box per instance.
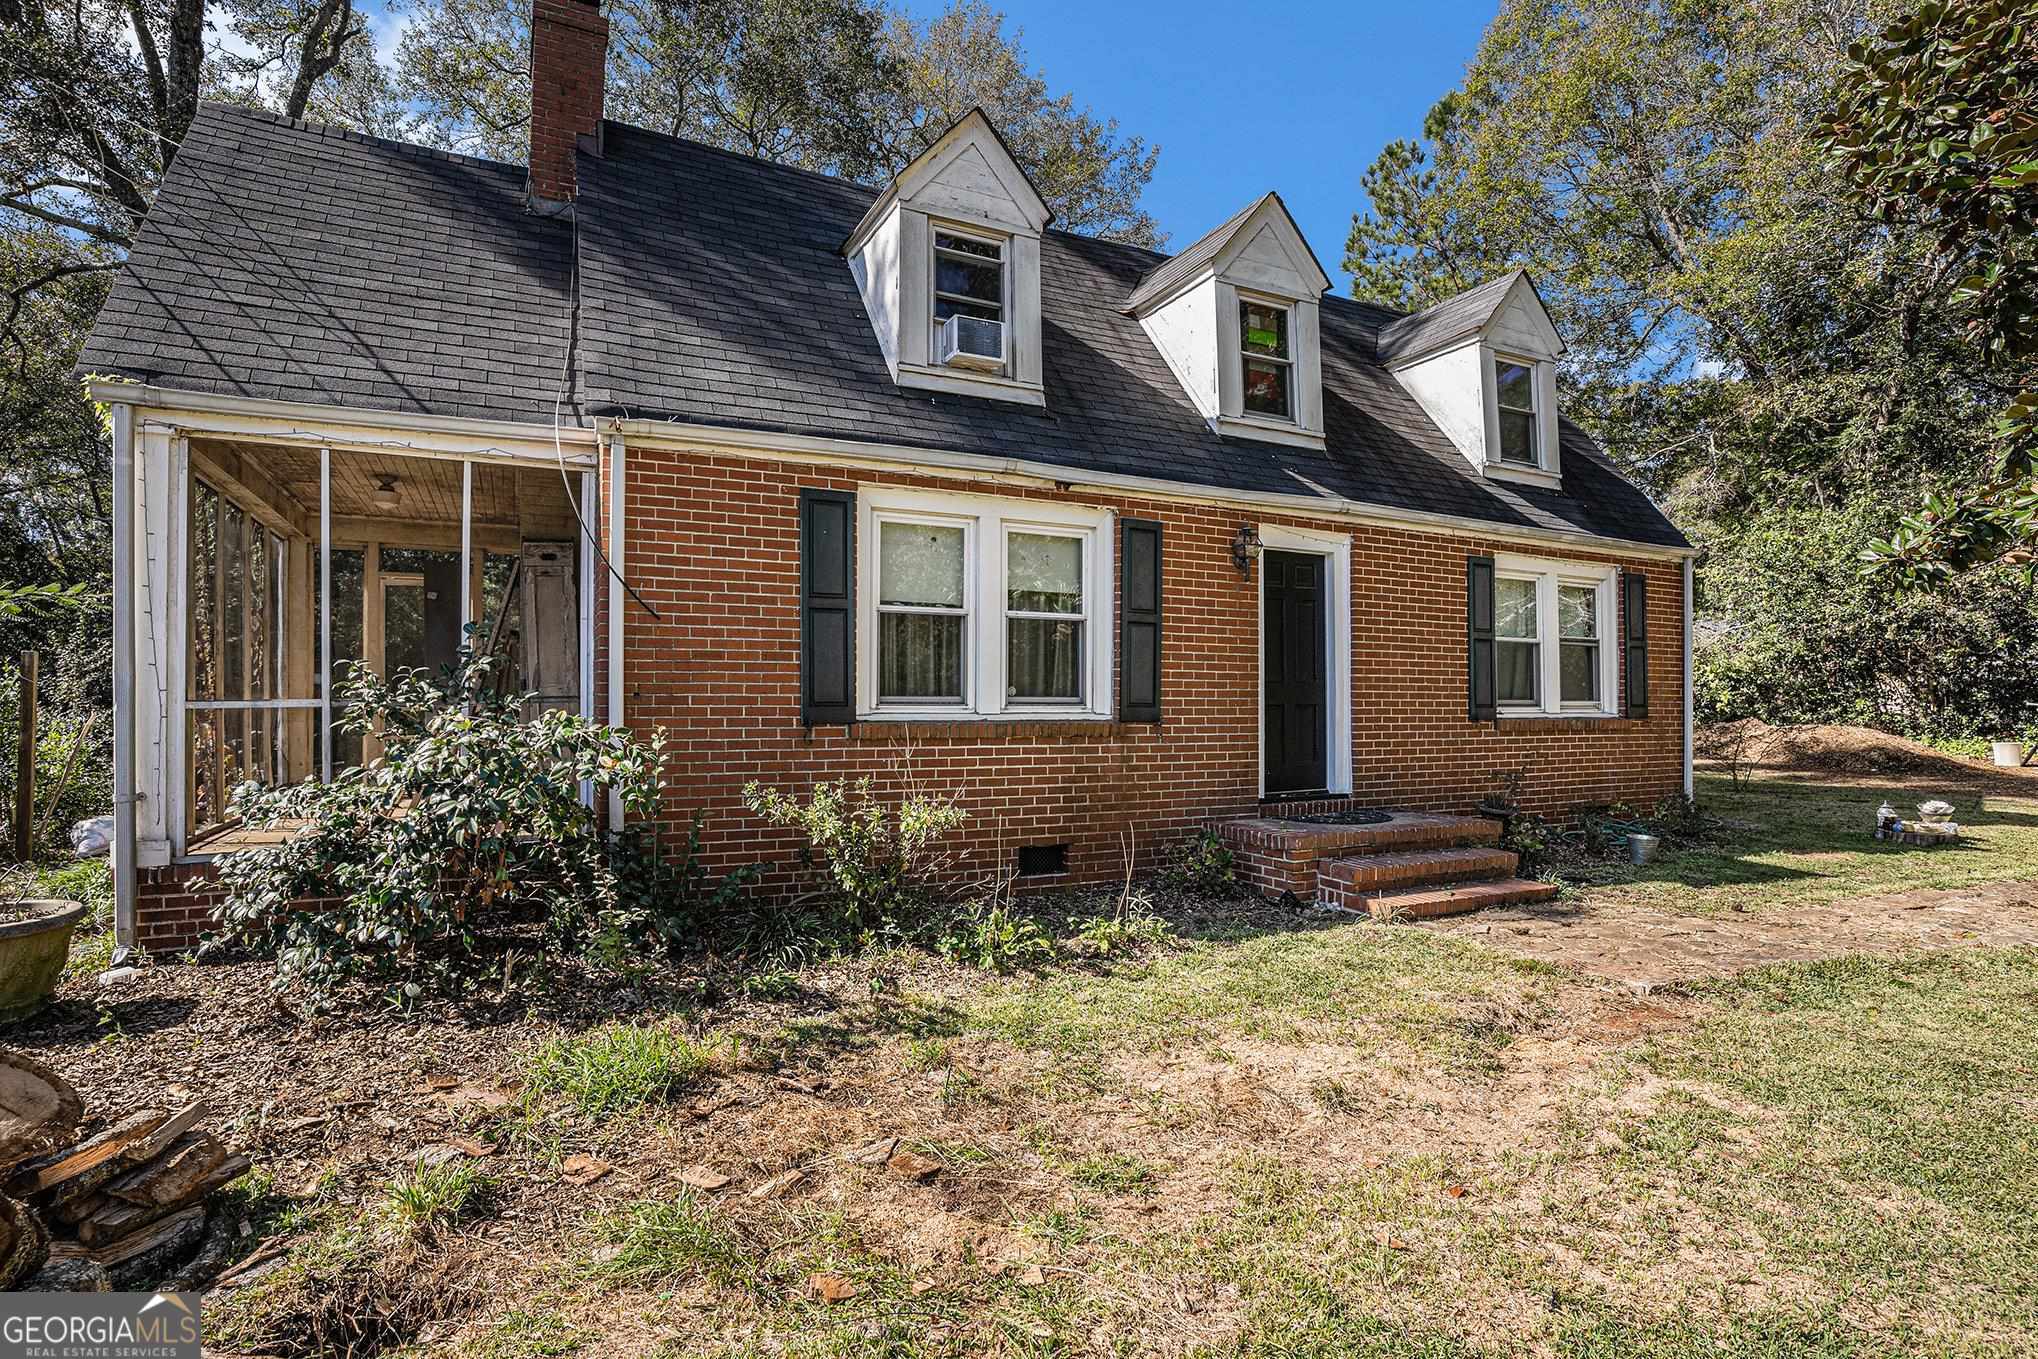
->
[210,653,670,1005]
[741,777,966,929]
[937,894,1055,973]
[1157,829,1235,895]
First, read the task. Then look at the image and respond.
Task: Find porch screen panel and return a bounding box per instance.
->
[185,472,311,840]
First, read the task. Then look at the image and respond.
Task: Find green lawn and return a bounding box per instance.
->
[196,770,2038,1357]
[1566,770,2038,915]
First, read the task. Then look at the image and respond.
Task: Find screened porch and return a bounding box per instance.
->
[179,439,593,851]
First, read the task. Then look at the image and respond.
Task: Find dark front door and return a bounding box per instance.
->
[1263,549,1328,795]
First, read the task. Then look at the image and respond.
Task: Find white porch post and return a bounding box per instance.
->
[135,424,174,868]
[579,468,597,808]
[111,403,138,956]
[1683,556,1695,800]
[605,429,626,829]
[460,459,473,637]
[320,447,332,783]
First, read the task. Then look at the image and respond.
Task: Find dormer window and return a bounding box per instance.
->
[842,110,1051,407]
[1240,298,1293,420]
[1124,193,1331,451]
[1494,356,1540,467]
[1378,271,1566,488]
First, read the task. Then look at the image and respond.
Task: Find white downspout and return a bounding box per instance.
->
[1683,556,1695,800]
[111,402,138,957]
[605,427,626,829]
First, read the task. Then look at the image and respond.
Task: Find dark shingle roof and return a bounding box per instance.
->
[82,106,1685,551]
[574,125,1684,549]
[1121,196,1262,313]
[1374,270,1530,365]
[79,105,573,424]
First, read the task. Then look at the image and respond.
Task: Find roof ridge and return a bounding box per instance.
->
[197,101,528,175]
[595,117,1175,264]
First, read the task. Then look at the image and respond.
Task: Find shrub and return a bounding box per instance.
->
[210,651,670,1005]
[741,777,967,928]
[525,1022,727,1118]
[1157,829,1235,895]
[1068,890,1173,957]
[938,893,1055,973]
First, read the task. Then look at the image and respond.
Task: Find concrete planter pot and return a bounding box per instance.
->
[1992,740,2025,768]
[0,900,85,1024]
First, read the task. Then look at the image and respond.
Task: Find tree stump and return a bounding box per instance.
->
[0,1050,83,1176]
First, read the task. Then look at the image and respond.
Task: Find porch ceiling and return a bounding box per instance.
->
[191,439,580,539]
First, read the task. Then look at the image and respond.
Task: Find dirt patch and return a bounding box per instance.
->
[1428,878,2038,991]
[1707,721,2038,792]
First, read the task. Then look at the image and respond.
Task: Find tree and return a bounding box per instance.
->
[1820,0,2038,583]
[394,0,1164,243]
[1343,0,2038,742]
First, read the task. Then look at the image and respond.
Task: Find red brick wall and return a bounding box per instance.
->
[605,443,1687,892]
[133,448,1685,949]
[526,0,607,203]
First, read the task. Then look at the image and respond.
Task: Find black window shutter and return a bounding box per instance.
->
[1623,570,1649,718]
[1119,518,1163,722]
[799,490,855,725]
[1467,555,1497,721]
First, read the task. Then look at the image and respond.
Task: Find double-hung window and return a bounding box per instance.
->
[862,490,1113,718]
[1493,556,1618,716]
[933,229,1005,340]
[1494,355,1540,466]
[1239,297,1294,420]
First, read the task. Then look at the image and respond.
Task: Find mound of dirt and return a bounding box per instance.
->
[1701,721,2038,785]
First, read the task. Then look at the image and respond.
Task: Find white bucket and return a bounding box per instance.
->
[1992,740,2025,768]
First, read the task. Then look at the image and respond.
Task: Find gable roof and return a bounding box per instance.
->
[842,108,1052,252]
[1374,269,1554,366]
[82,104,1686,552]
[1122,191,1329,313]
[80,104,574,424]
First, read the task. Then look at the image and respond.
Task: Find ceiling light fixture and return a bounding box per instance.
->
[371,474,401,512]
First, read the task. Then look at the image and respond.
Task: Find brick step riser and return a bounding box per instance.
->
[1316,848,1520,895]
[1320,877,1560,920]
[1216,813,1505,899]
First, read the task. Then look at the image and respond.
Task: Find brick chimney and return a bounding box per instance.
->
[527,0,608,208]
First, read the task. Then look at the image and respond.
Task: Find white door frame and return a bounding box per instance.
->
[1255,522,1353,798]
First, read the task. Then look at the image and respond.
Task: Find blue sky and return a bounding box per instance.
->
[912,0,1497,286]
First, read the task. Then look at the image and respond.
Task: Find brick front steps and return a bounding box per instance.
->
[1215,807,1555,919]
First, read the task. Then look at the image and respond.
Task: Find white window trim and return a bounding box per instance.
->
[928,221,1010,379]
[1256,522,1353,797]
[857,487,1114,721]
[1493,553,1619,718]
[1237,292,1295,425]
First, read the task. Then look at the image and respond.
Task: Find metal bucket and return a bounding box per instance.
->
[1627,833,1661,867]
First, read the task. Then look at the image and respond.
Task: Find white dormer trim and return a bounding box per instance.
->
[1385,273,1564,486]
[844,111,1050,409]
[1128,193,1331,450]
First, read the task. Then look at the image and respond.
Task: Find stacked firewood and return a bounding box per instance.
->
[0,1052,247,1288]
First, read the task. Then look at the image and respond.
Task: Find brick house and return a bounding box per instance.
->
[83,0,1693,952]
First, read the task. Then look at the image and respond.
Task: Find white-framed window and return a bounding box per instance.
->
[1239,295,1294,420]
[860,488,1113,719]
[1494,555,1618,716]
[1494,354,1540,466]
[931,226,1006,357]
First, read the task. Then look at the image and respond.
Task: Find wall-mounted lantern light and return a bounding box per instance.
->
[1231,523,1262,578]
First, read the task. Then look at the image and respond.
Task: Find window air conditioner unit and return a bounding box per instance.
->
[938,314,1005,371]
